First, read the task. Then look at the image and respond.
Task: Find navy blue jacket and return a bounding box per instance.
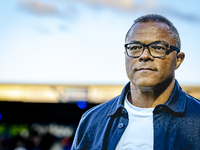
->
[71,80,200,150]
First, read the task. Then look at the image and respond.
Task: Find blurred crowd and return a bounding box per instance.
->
[0,123,75,150]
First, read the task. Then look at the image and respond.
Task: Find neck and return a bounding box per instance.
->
[128,78,175,108]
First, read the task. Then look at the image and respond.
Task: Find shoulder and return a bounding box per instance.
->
[185,93,200,113]
[70,95,121,150]
[81,82,130,120]
[82,95,120,121]
[186,93,200,106]
[72,95,121,144]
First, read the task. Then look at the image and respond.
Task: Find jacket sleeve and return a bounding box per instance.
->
[70,108,94,150]
[70,126,79,150]
[71,114,86,150]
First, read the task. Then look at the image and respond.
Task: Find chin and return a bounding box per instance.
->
[134,80,154,87]
[132,76,174,91]
[132,78,159,89]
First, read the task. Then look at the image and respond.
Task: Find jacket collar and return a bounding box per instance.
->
[156,79,186,115]
[108,82,130,116]
[108,80,186,117]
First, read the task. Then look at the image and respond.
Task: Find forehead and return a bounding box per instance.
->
[126,22,176,45]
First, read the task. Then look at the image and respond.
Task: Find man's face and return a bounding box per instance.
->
[125,22,180,89]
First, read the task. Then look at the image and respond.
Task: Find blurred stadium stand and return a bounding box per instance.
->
[0,84,199,149]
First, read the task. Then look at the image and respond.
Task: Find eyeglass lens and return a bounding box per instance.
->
[126,43,167,57]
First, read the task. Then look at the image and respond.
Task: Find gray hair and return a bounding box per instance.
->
[125,14,181,49]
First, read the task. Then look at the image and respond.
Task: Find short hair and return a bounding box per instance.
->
[125,14,181,49]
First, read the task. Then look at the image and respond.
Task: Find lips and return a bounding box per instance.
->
[138,68,154,71]
[136,67,157,71]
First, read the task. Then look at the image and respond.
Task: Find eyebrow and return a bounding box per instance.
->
[125,40,168,44]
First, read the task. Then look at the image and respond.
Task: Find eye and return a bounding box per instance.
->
[131,46,140,50]
[155,46,165,50]
[127,44,142,50]
[151,44,166,51]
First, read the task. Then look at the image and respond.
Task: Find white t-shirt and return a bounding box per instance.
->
[115,94,154,150]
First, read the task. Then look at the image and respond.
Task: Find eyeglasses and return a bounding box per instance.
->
[124,42,180,58]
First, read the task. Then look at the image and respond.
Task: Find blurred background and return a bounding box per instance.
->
[0,0,200,149]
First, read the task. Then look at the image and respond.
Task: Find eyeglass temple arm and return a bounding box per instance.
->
[168,45,180,52]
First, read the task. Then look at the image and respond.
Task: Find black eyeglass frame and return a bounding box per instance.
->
[124,42,180,58]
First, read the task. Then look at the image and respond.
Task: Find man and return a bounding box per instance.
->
[71,14,200,150]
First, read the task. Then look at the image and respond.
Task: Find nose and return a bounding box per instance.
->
[139,47,154,61]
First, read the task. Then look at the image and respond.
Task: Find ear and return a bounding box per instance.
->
[175,52,185,69]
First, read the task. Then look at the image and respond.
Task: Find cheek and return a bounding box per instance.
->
[158,57,176,77]
[125,57,135,78]
[125,57,135,72]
